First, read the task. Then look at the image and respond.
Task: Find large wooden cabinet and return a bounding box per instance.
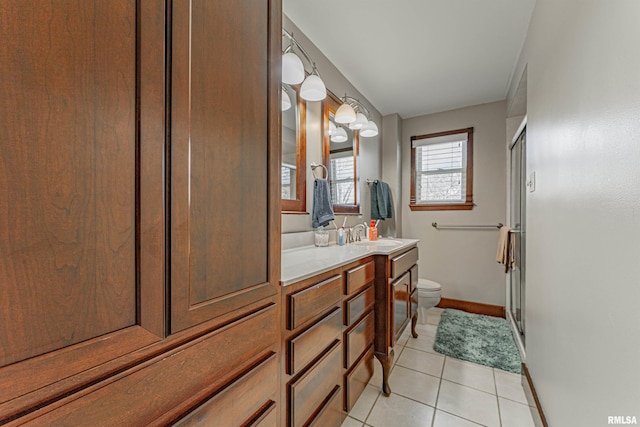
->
[0,0,281,424]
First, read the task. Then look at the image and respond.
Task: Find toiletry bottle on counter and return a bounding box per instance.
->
[338,227,344,246]
[369,220,378,241]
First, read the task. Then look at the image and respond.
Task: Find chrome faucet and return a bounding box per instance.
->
[352,223,367,242]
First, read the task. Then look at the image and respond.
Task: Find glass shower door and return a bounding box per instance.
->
[510,129,526,340]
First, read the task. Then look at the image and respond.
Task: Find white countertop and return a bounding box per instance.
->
[281,238,419,286]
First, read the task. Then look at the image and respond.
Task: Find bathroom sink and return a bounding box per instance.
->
[353,239,403,247]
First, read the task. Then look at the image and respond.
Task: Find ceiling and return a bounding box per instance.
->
[283,0,535,119]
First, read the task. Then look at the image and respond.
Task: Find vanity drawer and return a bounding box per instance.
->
[345,260,375,295]
[409,264,418,292]
[174,354,277,426]
[344,310,375,369]
[306,385,342,427]
[288,275,342,330]
[288,307,342,375]
[344,285,375,327]
[390,247,418,280]
[344,346,374,412]
[289,340,342,427]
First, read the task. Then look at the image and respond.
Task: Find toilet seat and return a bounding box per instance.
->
[417,278,441,292]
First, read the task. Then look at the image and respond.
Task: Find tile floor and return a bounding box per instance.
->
[342,307,541,427]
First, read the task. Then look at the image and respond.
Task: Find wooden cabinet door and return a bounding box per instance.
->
[0,0,166,417]
[392,272,411,341]
[170,0,280,333]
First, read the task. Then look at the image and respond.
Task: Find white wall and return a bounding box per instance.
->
[281,16,382,234]
[511,1,640,424]
[402,101,507,306]
[380,113,403,237]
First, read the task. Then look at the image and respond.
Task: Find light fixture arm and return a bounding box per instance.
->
[340,95,372,120]
[282,29,320,77]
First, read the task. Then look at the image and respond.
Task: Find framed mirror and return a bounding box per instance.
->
[322,93,360,214]
[281,83,307,213]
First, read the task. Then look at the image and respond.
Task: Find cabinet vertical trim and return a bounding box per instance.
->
[139,0,169,338]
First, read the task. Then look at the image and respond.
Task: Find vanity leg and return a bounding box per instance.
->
[411,313,419,338]
[375,349,394,396]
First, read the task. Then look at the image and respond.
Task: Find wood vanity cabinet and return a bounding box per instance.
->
[0,0,281,424]
[373,246,419,395]
[280,257,376,425]
[281,269,344,427]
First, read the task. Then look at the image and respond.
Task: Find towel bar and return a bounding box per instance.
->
[432,222,504,230]
[310,162,328,179]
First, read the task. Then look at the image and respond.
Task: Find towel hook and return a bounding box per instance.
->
[310,162,328,179]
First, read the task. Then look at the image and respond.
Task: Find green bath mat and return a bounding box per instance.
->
[433,309,522,373]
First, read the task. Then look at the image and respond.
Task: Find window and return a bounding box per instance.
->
[410,127,474,211]
[281,163,296,199]
[329,155,355,205]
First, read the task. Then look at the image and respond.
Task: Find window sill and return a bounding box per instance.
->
[409,202,474,211]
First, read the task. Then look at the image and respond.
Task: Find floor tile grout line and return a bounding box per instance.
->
[494,368,504,427]
[497,394,535,407]
[430,355,446,427]
[436,407,492,427]
[440,378,501,398]
[392,362,444,382]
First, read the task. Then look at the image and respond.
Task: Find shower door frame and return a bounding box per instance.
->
[509,119,527,344]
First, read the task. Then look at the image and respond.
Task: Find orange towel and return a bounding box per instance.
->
[496,226,515,272]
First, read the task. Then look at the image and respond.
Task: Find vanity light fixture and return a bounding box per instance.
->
[349,112,369,130]
[335,94,379,137]
[360,120,379,137]
[331,126,348,143]
[335,102,356,124]
[281,86,292,111]
[282,29,327,101]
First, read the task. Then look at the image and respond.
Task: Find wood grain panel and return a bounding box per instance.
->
[0,0,137,367]
[173,355,277,426]
[390,248,419,280]
[437,298,506,318]
[19,306,278,426]
[345,261,375,295]
[288,308,342,375]
[289,341,341,427]
[344,311,375,369]
[344,346,374,412]
[170,0,277,332]
[288,275,342,330]
[307,385,342,427]
[344,285,375,327]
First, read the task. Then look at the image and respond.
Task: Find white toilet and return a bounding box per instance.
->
[417,278,442,325]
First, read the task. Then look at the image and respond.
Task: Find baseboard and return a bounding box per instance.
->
[436,298,505,318]
[522,363,549,427]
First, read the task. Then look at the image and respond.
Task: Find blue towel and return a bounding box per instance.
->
[312,178,335,228]
[371,180,393,220]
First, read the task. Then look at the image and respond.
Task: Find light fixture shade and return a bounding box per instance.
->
[331,126,348,143]
[328,121,336,135]
[349,112,369,130]
[299,74,326,101]
[360,120,379,137]
[281,87,291,111]
[282,52,304,85]
[335,103,356,123]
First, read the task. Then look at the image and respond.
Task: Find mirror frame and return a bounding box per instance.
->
[322,92,360,214]
[281,84,307,213]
